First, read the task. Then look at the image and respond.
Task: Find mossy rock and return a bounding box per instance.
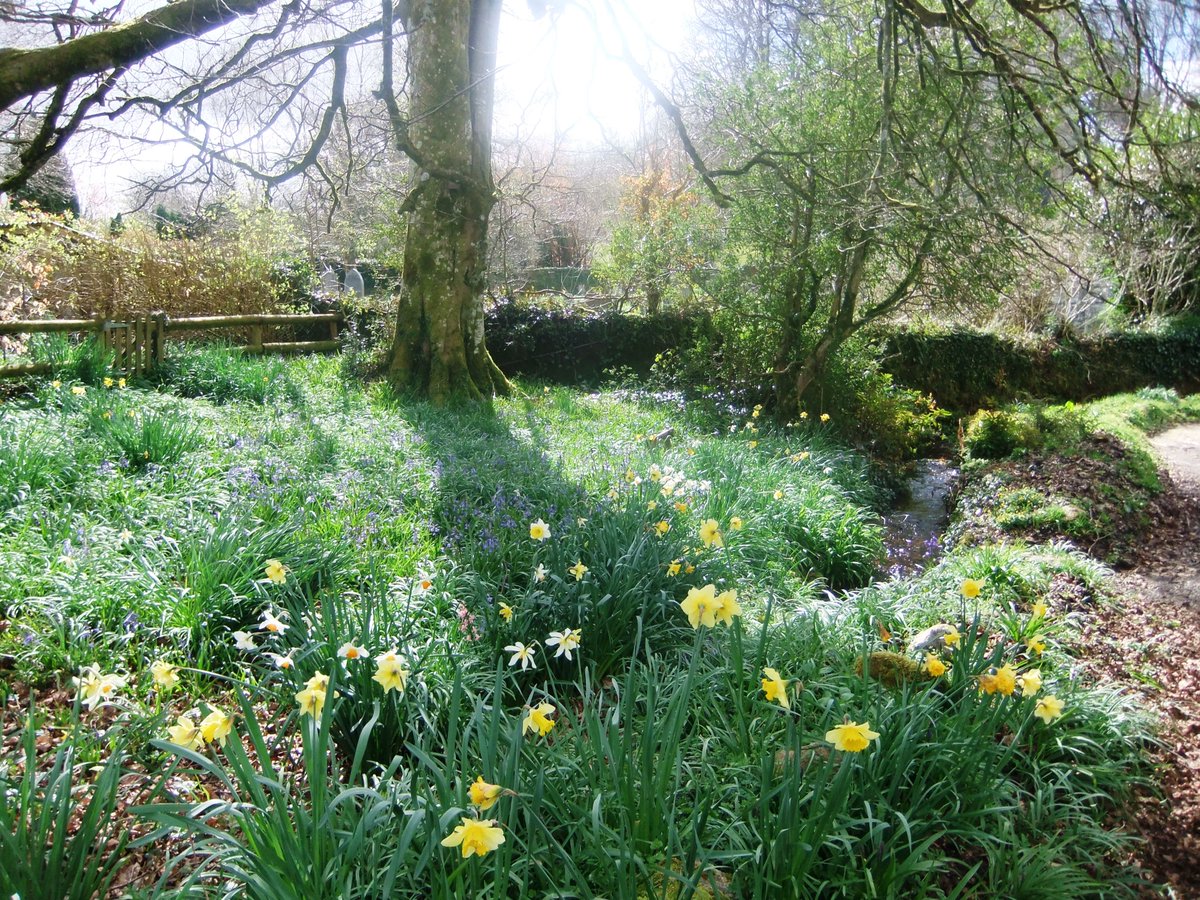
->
[856,650,922,687]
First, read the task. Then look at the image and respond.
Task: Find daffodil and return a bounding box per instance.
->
[269,653,295,670]
[505,641,537,670]
[533,563,547,582]
[469,775,503,810]
[264,559,287,584]
[1017,668,1042,695]
[942,626,961,648]
[655,520,671,536]
[199,708,233,746]
[150,659,179,690]
[960,578,984,599]
[1034,695,1065,724]
[979,664,1018,696]
[522,702,556,737]
[305,671,330,692]
[667,560,682,577]
[440,817,505,858]
[752,404,762,418]
[568,560,588,581]
[729,516,744,531]
[647,500,658,511]
[73,665,126,710]
[713,589,741,625]
[761,667,790,709]
[546,628,582,661]
[748,440,758,449]
[674,501,688,513]
[71,385,86,396]
[117,528,132,543]
[680,583,718,629]
[1026,635,1046,655]
[649,465,662,482]
[372,650,409,693]
[117,378,127,388]
[414,574,435,594]
[1031,600,1049,619]
[338,642,370,661]
[166,714,204,751]
[259,610,288,634]
[773,489,784,501]
[924,654,947,677]
[699,518,724,549]
[499,602,514,622]
[103,377,114,388]
[52,379,62,389]
[529,519,551,541]
[296,686,328,716]
[233,630,256,651]
[825,720,880,752]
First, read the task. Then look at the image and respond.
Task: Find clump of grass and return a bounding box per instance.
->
[85,400,202,470]
[154,342,302,405]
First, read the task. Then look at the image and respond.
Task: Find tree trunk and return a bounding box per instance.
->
[387,0,511,403]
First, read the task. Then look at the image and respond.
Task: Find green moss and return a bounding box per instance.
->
[855,650,922,687]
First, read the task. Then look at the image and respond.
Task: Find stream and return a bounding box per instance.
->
[880,459,960,578]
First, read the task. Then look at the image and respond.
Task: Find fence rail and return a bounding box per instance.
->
[0,311,343,379]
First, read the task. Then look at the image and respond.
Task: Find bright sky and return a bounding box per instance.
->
[68,0,698,217]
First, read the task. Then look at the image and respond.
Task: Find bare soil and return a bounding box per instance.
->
[1077,425,1200,898]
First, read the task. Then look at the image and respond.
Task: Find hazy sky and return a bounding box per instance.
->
[67,0,699,217]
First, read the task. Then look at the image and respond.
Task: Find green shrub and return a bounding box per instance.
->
[29,333,114,385]
[154,342,302,405]
[964,409,1040,459]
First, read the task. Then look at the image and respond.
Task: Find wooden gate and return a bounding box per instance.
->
[101,313,165,375]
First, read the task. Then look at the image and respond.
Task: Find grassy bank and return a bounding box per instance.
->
[0,349,1159,898]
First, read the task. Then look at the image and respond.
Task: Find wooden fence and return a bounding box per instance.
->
[0,312,343,379]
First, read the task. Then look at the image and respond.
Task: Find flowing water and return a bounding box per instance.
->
[880,459,960,578]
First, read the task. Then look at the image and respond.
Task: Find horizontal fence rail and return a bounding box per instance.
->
[0,311,343,379]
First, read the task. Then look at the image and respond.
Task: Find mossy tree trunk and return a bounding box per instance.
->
[388,0,512,404]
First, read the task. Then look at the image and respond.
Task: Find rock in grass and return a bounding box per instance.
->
[855,650,921,687]
[908,624,958,655]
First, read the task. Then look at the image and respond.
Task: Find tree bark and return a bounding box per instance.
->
[0,0,274,113]
[387,0,511,403]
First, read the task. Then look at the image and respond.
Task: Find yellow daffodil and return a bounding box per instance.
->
[820,413,830,422]
[259,610,288,634]
[372,650,409,693]
[647,500,659,511]
[1026,635,1046,655]
[529,519,551,541]
[505,642,537,670]
[440,816,505,858]
[1034,695,1065,724]
[761,667,790,709]
[117,378,126,388]
[52,379,62,389]
[338,642,370,661]
[667,560,682,577]
[296,686,327,716]
[680,583,719,629]
[960,578,984,599]
[166,714,204,751]
[752,404,763,418]
[825,720,880,752]
[264,559,287,584]
[306,671,330,692]
[1031,600,1048,619]
[923,654,947,677]
[729,516,744,531]
[71,385,86,396]
[1017,668,1042,695]
[942,626,961,648]
[699,518,724,549]
[150,660,179,690]
[655,520,671,536]
[522,702,557,737]
[568,560,588,581]
[499,602,514,622]
[713,589,741,625]
[625,469,636,482]
[799,411,808,419]
[103,377,114,388]
[684,563,695,574]
[979,664,1018,696]
[546,628,582,661]
[773,490,784,501]
[674,501,688,513]
[199,708,233,746]
[469,775,503,810]
[748,440,758,449]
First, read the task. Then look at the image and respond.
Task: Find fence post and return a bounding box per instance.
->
[153,312,167,368]
[250,321,264,354]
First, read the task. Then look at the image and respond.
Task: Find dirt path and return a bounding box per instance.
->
[1079,424,1200,897]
